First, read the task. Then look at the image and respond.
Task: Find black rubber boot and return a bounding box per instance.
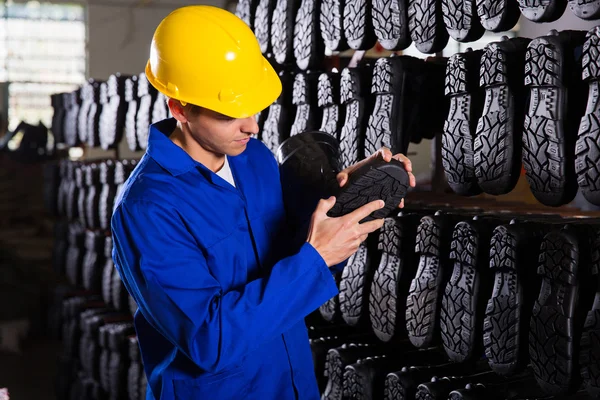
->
[261,70,293,153]
[294,0,325,70]
[569,0,600,19]
[442,0,485,42]
[339,65,373,169]
[344,0,378,50]
[406,212,468,348]
[518,0,568,22]
[475,37,530,196]
[271,0,302,65]
[235,0,259,30]
[523,30,587,207]
[290,72,322,137]
[319,271,343,323]
[320,0,349,51]
[529,223,599,395]
[408,0,449,54]
[580,257,600,399]
[372,0,411,50]
[310,336,350,393]
[440,217,504,363]
[476,0,520,32]
[369,213,422,343]
[447,372,542,399]
[416,371,510,400]
[318,71,344,139]
[442,48,484,196]
[576,26,600,206]
[254,0,276,54]
[484,221,548,376]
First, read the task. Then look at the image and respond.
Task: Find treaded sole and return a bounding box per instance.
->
[344,0,377,50]
[339,67,365,169]
[518,0,568,21]
[406,217,444,348]
[365,58,401,156]
[290,73,316,137]
[328,159,410,222]
[318,73,341,137]
[385,372,408,400]
[340,243,371,326]
[569,0,600,19]
[484,225,522,375]
[476,0,520,32]
[529,230,579,395]
[372,0,411,50]
[576,27,600,206]
[320,0,348,51]
[323,349,345,400]
[293,0,322,70]
[523,36,573,207]
[343,364,368,399]
[442,0,484,42]
[441,222,481,362]
[580,258,600,399]
[442,52,481,196]
[475,42,520,195]
[408,0,449,54]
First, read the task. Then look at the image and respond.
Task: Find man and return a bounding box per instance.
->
[111,5,416,400]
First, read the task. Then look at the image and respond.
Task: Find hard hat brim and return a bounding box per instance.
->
[145,56,282,120]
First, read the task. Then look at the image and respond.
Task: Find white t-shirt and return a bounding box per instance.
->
[216,156,236,187]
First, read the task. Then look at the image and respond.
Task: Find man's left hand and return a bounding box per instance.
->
[336,147,417,209]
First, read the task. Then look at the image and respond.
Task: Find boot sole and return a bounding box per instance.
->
[271,0,297,64]
[385,372,408,400]
[294,0,323,70]
[318,72,342,138]
[320,0,348,51]
[441,0,484,42]
[441,222,485,363]
[328,158,410,222]
[344,0,378,50]
[323,349,346,400]
[406,216,448,348]
[408,0,449,54]
[523,37,575,207]
[569,0,600,19]
[372,0,411,50]
[442,51,482,196]
[518,0,568,21]
[576,27,600,206]
[529,230,579,395]
[483,225,523,375]
[255,0,274,53]
[475,41,522,195]
[290,73,318,136]
[365,58,403,157]
[476,0,520,32]
[340,242,372,326]
[340,67,367,169]
[319,272,342,322]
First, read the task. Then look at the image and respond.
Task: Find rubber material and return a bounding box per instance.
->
[442,49,484,196]
[568,0,600,19]
[581,264,600,398]
[255,0,275,54]
[408,0,449,54]
[318,72,343,138]
[476,0,521,32]
[576,27,600,206]
[339,66,371,169]
[372,0,411,50]
[442,0,485,42]
[344,0,378,50]
[327,158,410,223]
[339,242,374,326]
[475,37,530,195]
[523,30,586,207]
[271,0,301,65]
[290,72,321,137]
[518,0,568,22]
[320,0,349,51]
[294,0,325,70]
[262,71,293,153]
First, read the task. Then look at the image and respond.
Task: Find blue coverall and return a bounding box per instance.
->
[111,118,339,399]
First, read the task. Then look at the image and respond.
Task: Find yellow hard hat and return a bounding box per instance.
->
[145,5,282,119]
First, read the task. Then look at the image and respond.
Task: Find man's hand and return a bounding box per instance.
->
[336,147,417,208]
[307,197,386,267]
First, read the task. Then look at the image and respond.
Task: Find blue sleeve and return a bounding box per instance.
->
[111,199,338,373]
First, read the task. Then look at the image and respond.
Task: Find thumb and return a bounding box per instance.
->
[337,173,348,187]
[317,196,337,215]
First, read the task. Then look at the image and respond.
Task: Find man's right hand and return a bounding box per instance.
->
[306,197,386,267]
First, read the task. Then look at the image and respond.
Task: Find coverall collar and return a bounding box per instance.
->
[146,118,247,184]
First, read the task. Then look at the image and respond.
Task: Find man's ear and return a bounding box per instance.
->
[168,98,188,123]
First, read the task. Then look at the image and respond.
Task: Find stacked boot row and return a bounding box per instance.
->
[259,55,448,169]
[309,203,600,399]
[237,0,600,69]
[51,73,170,152]
[47,159,147,400]
[442,26,600,207]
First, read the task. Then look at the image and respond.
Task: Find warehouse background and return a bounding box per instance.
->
[0,0,598,399]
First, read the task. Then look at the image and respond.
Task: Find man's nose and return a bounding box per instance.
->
[243,115,259,135]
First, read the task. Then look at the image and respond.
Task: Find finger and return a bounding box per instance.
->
[316,196,336,216]
[346,200,385,224]
[378,147,392,162]
[358,218,385,235]
[393,153,413,172]
[398,198,405,209]
[336,172,348,187]
[359,233,369,243]
[409,172,416,187]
